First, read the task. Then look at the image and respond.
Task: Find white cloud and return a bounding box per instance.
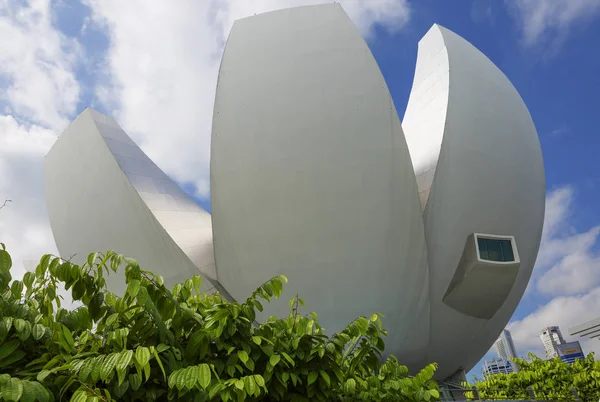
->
[0,0,81,130]
[0,0,81,278]
[530,187,600,296]
[509,0,600,52]
[502,187,600,360]
[508,288,600,359]
[537,230,600,295]
[0,115,58,279]
[84,0,410,197]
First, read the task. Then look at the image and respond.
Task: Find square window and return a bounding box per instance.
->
[477,237,516,262]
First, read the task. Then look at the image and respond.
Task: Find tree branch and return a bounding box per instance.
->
[0,198,11,210]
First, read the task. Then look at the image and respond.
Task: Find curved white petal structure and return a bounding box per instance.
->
[210,3,430,360]
[46,7,545,383]
[402,25,545,378]
[45,109,218,295]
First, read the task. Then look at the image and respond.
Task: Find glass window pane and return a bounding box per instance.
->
[500,240,514,262]
[486,239,503,262]
[477,237,488,260]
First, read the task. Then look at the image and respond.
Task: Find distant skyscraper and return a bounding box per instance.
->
[556,341,585,365]
[495,329,517,359]
[494,329,519,372]
[482,358,514,377]
[541,326,566,359]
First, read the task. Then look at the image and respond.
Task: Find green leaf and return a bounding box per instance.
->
[23,271,35,287]
[105,313,119,328]
[151,347,167,381]
[17,320,31,341]
[30,381,50,402]
[320,371,330,387]
[251,336,261,345]
[72,280,85,300]
[209,383,224,400]
[14,318,26,332]
[116,349,133,372]
[0,339,20,360]
[78,359,94,382]
[243,357,255,371]
[87,252,98,266]
[10,280,23,299]
[184,366,198,390]
[0,349,25,368]
[89,292,104,320]
[2,317,13,334]
[237,350,249,364]
[234,379,244,390]
[176,369,187,391]
[32,324,45,341]
[135,346,150,367]
[37,370,51,383]
[281,352,295,367]
[168,370,180,389]
[307,371,318,386]
[129,373,142,391]
[344,378,356,395]
[269,354,281,367]
[105,292,116,307]
[61,324,75,349]
[48,257,60,276]
[254,375,265,388]
[1,377,23,402]
[172,283,182,298]
[271,278,282,298]
[100,353,119,381]
[244,376,256,396]
[198,364,211,389]
[192,275,202,291]
[127,279,141,298]
[39,254,52,276]
[0,249,12,273]
[90,356,104,383]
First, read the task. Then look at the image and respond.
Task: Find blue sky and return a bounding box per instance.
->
[1,0,600,382]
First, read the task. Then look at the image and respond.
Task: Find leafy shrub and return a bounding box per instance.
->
[464,353,600,401]
[0,244,438,401]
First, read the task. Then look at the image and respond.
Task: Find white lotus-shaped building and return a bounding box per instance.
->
[45,4,545,381]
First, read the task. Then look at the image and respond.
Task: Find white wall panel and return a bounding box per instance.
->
[211,4,430,367]
[45,109,218,293]
[402,25,449,210]
[403,25,545,379]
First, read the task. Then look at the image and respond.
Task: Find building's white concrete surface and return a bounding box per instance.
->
[46,6,545,382]
[211,4,430,365]
[45,109,217,295]
[403,25,545,379]
[402,25,449,210]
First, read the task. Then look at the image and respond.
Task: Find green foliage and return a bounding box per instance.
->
[464,353,600,401]
[0,245,438,401]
